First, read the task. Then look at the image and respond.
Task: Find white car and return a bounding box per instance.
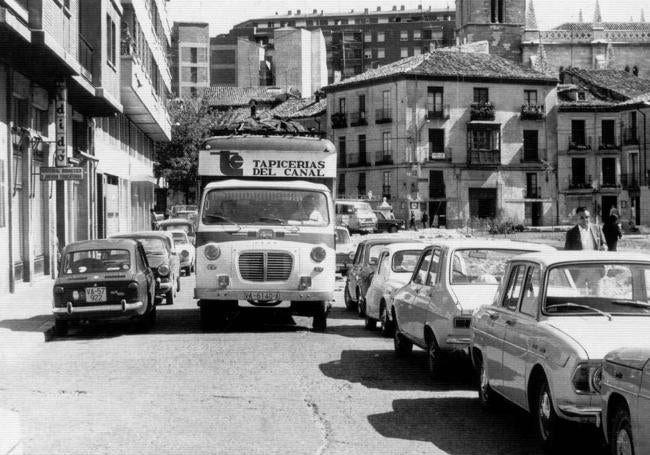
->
[364,242,425,335]
[335,226,355,274]
[170,230,195,275]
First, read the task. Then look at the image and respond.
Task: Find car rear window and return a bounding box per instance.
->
[62,249,131,274]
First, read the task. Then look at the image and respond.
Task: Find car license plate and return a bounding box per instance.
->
[85,287,107,303]
[243,291,280,301]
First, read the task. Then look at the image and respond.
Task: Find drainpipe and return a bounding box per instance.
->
[637,108,647,188]
[5,65,15,293]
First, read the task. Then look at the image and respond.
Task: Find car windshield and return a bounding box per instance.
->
[354,202,373,213]
[202,189,330,226]
[335,228,351,244]
[544,262,650,316]
[450,249,532,285]
[62,249,131,274]
[161,223,193,234]
[392,250,421,273]
[172,205,197,214]
[172,232,188,244]
[134,238,167,256]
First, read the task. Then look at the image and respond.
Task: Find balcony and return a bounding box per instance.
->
[467,149,500,166]
[331,112,347,129]
[349,111,367,127]
[526,186,542,199]
[599,179,621,191]
[121,38,171,141]
[375,108,392,124]
[427,105,450,120]
[598,136,621,151]
[374,151,393,165]
[521,104,545,120]
[348,153,369,167]
[621,127,639,146]
[568,135,592,151]
[470,102,495,121]
[568,176,593,190]
[621,173,640,189]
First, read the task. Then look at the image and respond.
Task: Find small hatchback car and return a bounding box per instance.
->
[472,251,650,451]
[170,230,195,275]
[602,346,650,455]
[335,226,355,274]
[52,239,157,336]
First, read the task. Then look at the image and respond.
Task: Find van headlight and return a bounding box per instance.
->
[158,264,170,277]
[204,244,221,261]
[310,246,326,262]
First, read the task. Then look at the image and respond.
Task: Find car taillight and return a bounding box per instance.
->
[310,246,326,262]
[453,317,472,329]
[181,250,190,258]
[572,363,603,394]
[158,264,170,277]
[204,244,221,261]
[127,282,139,299]
[53,286,65,295]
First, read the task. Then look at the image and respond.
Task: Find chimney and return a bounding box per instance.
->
[364,8,369,13]
[377,6,381,11]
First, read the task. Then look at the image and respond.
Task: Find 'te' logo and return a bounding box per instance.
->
[219,151,244,176]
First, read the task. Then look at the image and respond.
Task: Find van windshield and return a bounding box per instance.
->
[355,202,373,213]
[202,189,330,226]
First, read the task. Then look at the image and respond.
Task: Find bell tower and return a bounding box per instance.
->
[456,0,526,62]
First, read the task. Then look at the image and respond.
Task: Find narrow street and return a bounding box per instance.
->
[1,275,605,455]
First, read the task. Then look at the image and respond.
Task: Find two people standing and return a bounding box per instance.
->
[565,206,623,252]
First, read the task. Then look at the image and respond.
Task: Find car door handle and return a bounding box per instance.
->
[505,319,516,326]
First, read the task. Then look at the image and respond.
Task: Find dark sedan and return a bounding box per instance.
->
[52,238,157,336]
[373,211,406,233]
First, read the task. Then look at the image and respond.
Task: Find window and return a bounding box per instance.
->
[427,87,444,115]
[0,159,5,227]
[413,30,422,40]
[503,265,526,311]
[572,157,586,185]
[474,88,489,103]
[524,90,538,105]
[338,98,346,114]
[338,173,345,196]
[382,132,391,153]
[400,30,408,41]
[358,134,366,161]
[413,250,433,284]
[469,127,500,151]
[338,137,346,166]
[601,119,616,147]
[429,170,445,198]
[423,29,432,40]
[106,15,116,66]
[520,266,540,317]
[523,130,539,161]
[190,67,198,83]
[429,129,445,158]
[13,96,29,128]
[358,94,366,114]
[427,249,442,284]
[491,0,504,23]
[382,90,390,110]
[377,48,385,58]
[357,172,366,197]
[413,48,422,56]
[364,48,372,59]
[400,47,408,58]
[364,32,372,42]
[526,173,538,198]
[571,120,586,146]
[377,32,385,42]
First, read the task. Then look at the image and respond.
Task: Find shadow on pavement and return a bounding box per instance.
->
[0,315,52,333]
[319,349,476,392]
[368,396,606,455]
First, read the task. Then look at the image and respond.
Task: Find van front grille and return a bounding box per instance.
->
[238,252,293,282]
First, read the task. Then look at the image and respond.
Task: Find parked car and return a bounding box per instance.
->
[170,204,198,221]
[158,218,196,244]
[602,346,650,455]
[335,200,377,233]
[170,230,195,275]
[52,238,157,336]
[364,242,425,335]
[335,226,355,274]
[373,210,406,233]
[0,408,22,455]
[393,239,555,375]
[344,238,421,316]
[111,232,180,305]
[471,251,650,450]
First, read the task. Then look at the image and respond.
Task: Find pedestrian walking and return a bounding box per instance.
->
[409,211,417,231]
[564,206,607,251]
[602,213,623,251]
[421,211,429,229]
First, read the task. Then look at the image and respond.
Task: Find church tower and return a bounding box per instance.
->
[456,0,526,61]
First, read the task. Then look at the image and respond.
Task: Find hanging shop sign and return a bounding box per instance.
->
[55,81,67,167]
[40,167,84,181]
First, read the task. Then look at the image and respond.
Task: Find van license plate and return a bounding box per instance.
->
[244,291,280,301]
[85,287,107,303]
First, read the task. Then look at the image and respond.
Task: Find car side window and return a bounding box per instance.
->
[353,245,364,265]
[503,265,526,311]
[136,246,147,270]
[520,266,541,317]
[376,252,387,275]
[426,248,442,285]
[413,250,432,285]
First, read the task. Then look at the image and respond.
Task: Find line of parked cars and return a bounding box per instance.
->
[52,216,197,336]
[343,233,650,454]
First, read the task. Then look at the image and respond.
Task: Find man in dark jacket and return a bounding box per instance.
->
[564,207,607,251]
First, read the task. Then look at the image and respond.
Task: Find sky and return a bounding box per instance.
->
[166,0,650,36]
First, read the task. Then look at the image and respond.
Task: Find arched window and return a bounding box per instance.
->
[491,0,505,23]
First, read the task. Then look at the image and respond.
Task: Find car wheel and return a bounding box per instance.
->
[393,323,413,357]
[610,406,634,455]
[166,287,176,305]
[379,304,394,337]
[535,377,561,450]
[426,334,442,378]
[364,316,376,330]
[344,283,356,312]
[137,296,156,332]
[356,288,366,317]
[54,319,68,337]
[477,354,497,409]
[389,225,398,233]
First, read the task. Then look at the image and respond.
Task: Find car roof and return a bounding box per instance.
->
[111,231,172,240]
[378,242,426,253]
[159,218,193,225]
[63,238,138,252]
[513,250,650,267]
[421,238,556,251]
[360,238,422,247]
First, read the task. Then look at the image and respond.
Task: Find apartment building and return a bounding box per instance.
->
[556,68,650,227]
[0,0,171,295]
[322,50,557,227]
[171,22,209,97]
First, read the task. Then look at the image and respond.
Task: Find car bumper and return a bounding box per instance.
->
[557,404,601,425]
[194,288,333,302]
[53,300,145,317]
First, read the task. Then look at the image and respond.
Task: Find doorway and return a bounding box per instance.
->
[601,195,618,219]
[469,188,497,219]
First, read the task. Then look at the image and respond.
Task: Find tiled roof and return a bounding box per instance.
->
[322,51,557,92]
[553,22,650,31]
[210,111,309,135]
[271,97,327,119]
[203,86,300,107]
[234,7,454,24]
[563,68,650,99]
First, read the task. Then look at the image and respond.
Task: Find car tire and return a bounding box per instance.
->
[344,283,356,312]
[477,354,497,409]
[389,225,398,233]
[534,377,562,450]
[426,334,442,378]
[137,296,156,332]
[356,288,366,318]
[54,319,68,337]
[166,287,176,305]
[610,406,635,455]
[364,316,376,330]
[379,304,394,337]
[312,302,328,331]
[393,324,413,357]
